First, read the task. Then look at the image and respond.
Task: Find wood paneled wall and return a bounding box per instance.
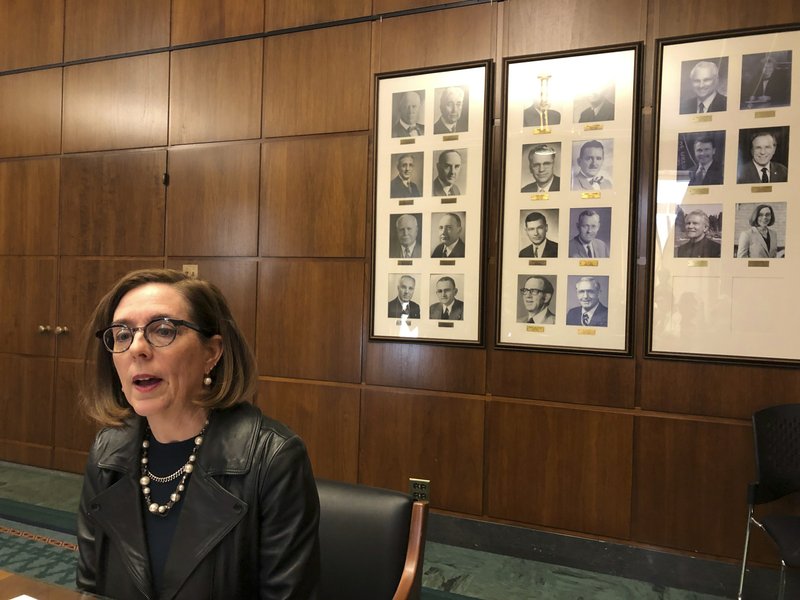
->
[0,0,798,565]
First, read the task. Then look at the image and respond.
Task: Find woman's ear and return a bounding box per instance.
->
[205,334,223,371]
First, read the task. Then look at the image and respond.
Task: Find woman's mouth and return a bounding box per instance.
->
[133,376,162,392]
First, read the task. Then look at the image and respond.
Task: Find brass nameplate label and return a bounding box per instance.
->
[526,325,545,333]
[579,259,599,267]
[751,185,772,193]
[581,192,601,199]
[577,328,596,335]
[394,319,414,326]
[583,124,603,131]
[438,322,454,328]
[688,260,708,267]
[439,259,456,266]
[443,134,459,142]
[748,260,770,267]
[688,187,709,195]
[528,259,546,266]
[533,127,552,135]
[398,199,414,206]
[530,193,548,201]
[397,260,413,266]
[755,110,776,119]
[441,197,457,204]
[693,115,712,122]
[400,138,416,145]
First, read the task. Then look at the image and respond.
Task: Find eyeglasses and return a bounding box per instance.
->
[520,288,544,296]
[96,318,208,353]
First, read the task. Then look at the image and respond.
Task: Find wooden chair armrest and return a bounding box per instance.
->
[393,500,429,600]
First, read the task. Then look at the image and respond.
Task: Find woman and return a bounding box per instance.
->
[77,269,319,599]
[737,204,779,258]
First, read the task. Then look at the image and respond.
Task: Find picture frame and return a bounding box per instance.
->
[648,25,800,365]
[496,43,641,354]
[371,61,491,344]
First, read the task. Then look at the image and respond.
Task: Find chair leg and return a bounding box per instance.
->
[778,561,786,600]
[738,509,754,600]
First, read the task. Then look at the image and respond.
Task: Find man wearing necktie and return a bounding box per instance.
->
[679,60,728,115]
[387,275,421,318]
[431,213,466,258]
[429,276,464,320]
[736,131,788,184]
[391,91,425,138]
[519,211,558,258]
[566,276,608,327]
[390,153,422,198]
[568,209,609,258]
[433,86,468,134]
[517,275,556,324]
[390,213,421,259]
[521,144,561,193]
[571,140,613,191]
[687,135,724,186]
[432,149,464,196]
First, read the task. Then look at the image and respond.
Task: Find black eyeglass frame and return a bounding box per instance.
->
[95,317,212,353]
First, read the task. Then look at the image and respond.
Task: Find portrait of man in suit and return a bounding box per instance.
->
[431,212,465,258]
[518,275,556,324]
[740,52,792,109]
[432,149,465,196]
[391,90,425,138]
[387,274,421,319]
[389,213,422,259]
[679,59,728,114]
[566,276,608,327]
[523,100,561,128]
[737,130,789,184]
[568,209,610,259]
[519,210,558,258]
[571,139,613,191]
[433,86,468,134]
[676,133,725,186]
[429,276,464,320]
[577,84,615,123]
[674,209,721,258]
[389,152,422,198]
[521,143,560,193]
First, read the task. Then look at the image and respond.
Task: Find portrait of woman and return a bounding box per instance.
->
[77,269,319,599]
[736,204,780,258]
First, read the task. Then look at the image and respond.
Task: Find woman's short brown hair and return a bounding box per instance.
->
[81,269,257,427]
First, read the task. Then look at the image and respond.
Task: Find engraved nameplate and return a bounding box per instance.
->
[688,260,709,267]
[397,260,413,266]
[583,124,603,131]
[577,328,596,335]
[530,193,548,201]
[399,199,414,206]
[439,260,456,266]
[526,325,545,333]
[755,110,776,119]
[688,187,709,195]
[438,322,454,328]
[581,192,601,199]
[443,134,459,142]
[748,260,770,267]
[400,138,416,145]
[751,185,772,193]
[579,259,599,267]
[441,197,457,204]
[528,260,546,266]
[693,115,712,122]
[533,127,552,135]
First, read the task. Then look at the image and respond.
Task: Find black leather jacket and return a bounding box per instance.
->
[77,402,320,599]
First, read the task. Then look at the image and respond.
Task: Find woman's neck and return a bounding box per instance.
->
[147,407,209,443]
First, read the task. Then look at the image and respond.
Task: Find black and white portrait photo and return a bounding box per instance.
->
[567,207,612,258]
[673,204,722,258]
[523,97,561,128]
[566,275,609,327]
[736,127,790,184]
[430,212,466,258]
[429,274,464,320]
[432,148,468,196]
[387,273,422,319]
[433,86,469,134]
[519,209,559,258]
[678,57,729,114]
[574,81,616,123]
[389,152,424,198]
[517,274,557,324]
[676,131,726,186]
[734,202,787,259]
[388,213,423,259]
[391,90,426,138]
[740,51,792,110]
[571,139,614,191]
[520,143,561,193]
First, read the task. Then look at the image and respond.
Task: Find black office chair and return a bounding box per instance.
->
[316,478,429,600]
[738,403,800,600]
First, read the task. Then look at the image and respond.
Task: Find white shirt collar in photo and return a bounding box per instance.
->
[529,306,551,324]
[752,160,772,179]
[697,92,717,112]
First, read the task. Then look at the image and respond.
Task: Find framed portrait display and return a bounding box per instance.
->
[496,43,641,353]
[371,61,491,344]
[648,26,800,364]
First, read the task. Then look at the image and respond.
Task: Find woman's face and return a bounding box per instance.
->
[757,207,772,227]
[110,283,222,422]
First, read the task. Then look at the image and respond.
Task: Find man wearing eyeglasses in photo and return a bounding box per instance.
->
[517,276,555,324]
[429,276,463,320]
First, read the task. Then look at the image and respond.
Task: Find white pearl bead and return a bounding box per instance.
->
[189,454,196,462]
[140,476,150,486]
[184,463,194,473]
[195,436,203,446]
[158,505,166,514]
[142,440,149,448]
[141,457,148,464]
[178,484,185,492]
[143,487,151,495]
[149,503,159,513]
[170,493,180,502]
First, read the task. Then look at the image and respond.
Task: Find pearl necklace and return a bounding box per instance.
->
[139,418,209,517]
